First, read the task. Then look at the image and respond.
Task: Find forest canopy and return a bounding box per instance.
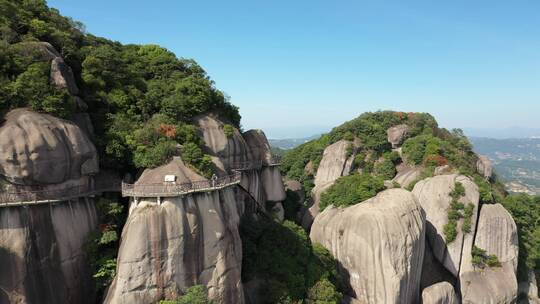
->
[0,0,240,175]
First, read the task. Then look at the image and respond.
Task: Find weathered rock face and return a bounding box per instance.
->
[0,198,98,304]
[434,165,454,176]
[392,166,422,189]
[196,115,252,174]
[474,204,519,272]
[313,140,353,187]
[476,155,493,180]
[310,189,426,304]
[459,203,519,304]
[14,41,80,96]
[104,188,244,304]
[260,166,286,202]
[387,124,410,148]
[420,243,457,290]
[0,109,99,185]
[50,57,79,95]
[242,129,272,164]
[421,282,458,304]
[301,140,353,229]
[196,115,285,206]
[106,159,244,304]
[412,174,480,276]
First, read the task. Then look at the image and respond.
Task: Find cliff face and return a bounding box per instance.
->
[0,42,99,302]
[301,139,355,229]
[0,198,98,304]
[196,115,285,206]
[310,189,426,304]
[106,122,285,303]
[104,189,245,304]
[412,174,480,277]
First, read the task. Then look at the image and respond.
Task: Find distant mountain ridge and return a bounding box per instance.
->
[470,137,540,194]
[268,134,321,149]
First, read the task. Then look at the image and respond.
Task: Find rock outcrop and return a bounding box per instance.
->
[392,166,422,189]
[474,204,519,272]
[14,41,80,96]
[459,203,519,304]
[197,115,285,205]
[412,174,480,276]
[301,140,354,229]
[421,282,458,304]
[310,189,425,303]
[242,129,272,164]
[387,124,410,148]
[476,155,493,180]
[0,198,98,304]
[196,115,252,174]
[105,159,245,304]
[0,109,99,185]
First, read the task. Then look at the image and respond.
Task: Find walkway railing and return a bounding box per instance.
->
[121,171,242,198]
[0,178,121,206]
[230,156,281,170]
[0,156,282,205]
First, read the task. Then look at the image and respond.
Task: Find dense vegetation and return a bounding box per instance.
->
[0,0,240,176]
[502,194,540,282]
[159,285,212,304]
[240,216,342,303]
[319,174,385,211]
[281,112,438,196]
[280,111,501,211]
[85,197,125,297]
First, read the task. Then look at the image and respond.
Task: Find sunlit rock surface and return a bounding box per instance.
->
[0,109,98,186]
[412,174,480,276]
[310,189,425,304]
[0,198,98,304]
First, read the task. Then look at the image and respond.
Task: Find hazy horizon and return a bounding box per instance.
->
[49,0,540,135]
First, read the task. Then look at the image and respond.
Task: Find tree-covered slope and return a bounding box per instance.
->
[0,0,239,176]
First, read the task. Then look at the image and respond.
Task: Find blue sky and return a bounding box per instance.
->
[49,0,540,138]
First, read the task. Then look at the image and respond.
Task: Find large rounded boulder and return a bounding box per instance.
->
[387,124,410,148]
[421,282,458,304]
[459,203,519,303]
[0,109,98,185]
[310,189,426,304]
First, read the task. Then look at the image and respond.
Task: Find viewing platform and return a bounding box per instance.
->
[121,171,242,198]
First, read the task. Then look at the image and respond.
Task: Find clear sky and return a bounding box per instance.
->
[48,0,540,138]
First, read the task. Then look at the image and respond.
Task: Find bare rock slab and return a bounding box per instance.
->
[310,189,425,304]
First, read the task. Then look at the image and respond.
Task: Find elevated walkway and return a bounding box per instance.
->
[0,157,281,206]
[0,177,121,207]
